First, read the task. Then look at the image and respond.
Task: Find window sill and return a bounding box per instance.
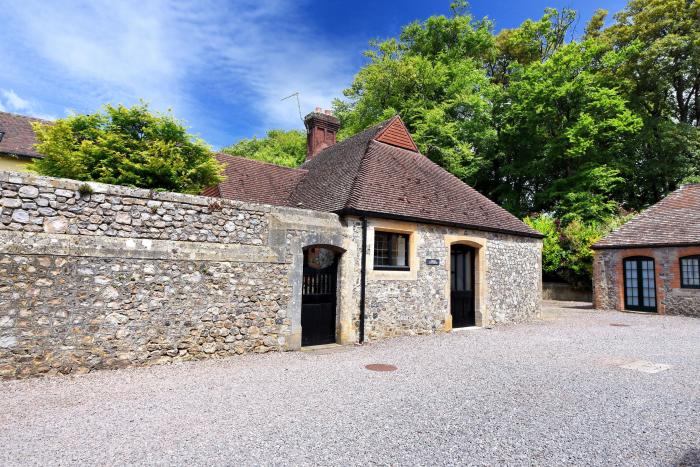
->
[373,266,410,272]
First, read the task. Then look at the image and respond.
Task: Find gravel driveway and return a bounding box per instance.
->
[1,302,698,466]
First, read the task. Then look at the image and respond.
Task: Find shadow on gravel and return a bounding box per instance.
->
[676,449,700,467]
[558,303,594,310]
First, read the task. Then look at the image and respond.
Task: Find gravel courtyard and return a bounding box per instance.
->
[1,302,698,466]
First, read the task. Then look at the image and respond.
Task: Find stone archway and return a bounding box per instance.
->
[300,245,345,346]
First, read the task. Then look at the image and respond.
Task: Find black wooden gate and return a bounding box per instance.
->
[451,245,475,327]
[301,249,338,346]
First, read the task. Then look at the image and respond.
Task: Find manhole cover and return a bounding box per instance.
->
[365,363,397,372]
[610,323,630,327]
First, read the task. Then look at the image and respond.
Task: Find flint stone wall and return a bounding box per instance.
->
[0,171,543,380]
[350,219,542,341]
[0,171,347,379]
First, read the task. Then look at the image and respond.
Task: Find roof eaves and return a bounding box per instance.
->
[592,241,700,250]
[340,208,545,239]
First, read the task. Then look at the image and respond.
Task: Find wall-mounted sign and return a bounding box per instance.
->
[426,258,440,266]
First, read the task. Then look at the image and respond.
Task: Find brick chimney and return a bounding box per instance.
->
[304,108,340,160]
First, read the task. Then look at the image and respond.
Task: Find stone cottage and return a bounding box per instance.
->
[0,110,542,378]
[206,110,543,346]
[592,183,700,316]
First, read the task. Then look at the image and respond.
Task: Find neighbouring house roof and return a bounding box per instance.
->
[0,111,49,159]
[210,116,541,238]
[593,184,700,249]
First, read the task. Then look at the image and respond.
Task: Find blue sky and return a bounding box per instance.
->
[0,0,627,150]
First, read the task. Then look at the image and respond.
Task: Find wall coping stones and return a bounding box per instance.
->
[0,170,340,222]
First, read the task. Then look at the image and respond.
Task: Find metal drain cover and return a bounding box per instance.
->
[610,323,631,327]
[365,364,397,372]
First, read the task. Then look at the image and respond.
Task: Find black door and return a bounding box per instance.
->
[451,245,475,327]
[301,248,338,346]
[623,257,657,312]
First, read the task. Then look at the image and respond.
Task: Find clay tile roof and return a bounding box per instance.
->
[209,116,541,238]
[204,153,307,206]
[593,184,700,249]
[344,140,539,236]
[0,111,50,159]
[288,119,389,211]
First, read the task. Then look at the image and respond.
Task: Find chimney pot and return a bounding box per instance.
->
[304,109,341,160]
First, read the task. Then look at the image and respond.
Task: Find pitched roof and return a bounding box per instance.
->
[210,116,541,238]
[344,140,537,236]
[593,184,700,249]
[203,153,307,205]
[0,112,49,159]
[288,120,388,212]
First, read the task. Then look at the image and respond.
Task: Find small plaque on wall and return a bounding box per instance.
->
[426,258,440,266]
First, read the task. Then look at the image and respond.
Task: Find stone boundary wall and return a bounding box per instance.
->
[0,171,348,379]
[542,282,592,302]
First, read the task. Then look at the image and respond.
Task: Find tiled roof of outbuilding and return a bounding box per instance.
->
[593,184,700,249]
[210,116,541,238]
[203,153,307,206]
[0,111,49,159]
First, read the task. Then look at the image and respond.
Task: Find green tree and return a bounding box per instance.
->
[497,40,642,219]
[488,7,577,84]
[524,215,566,280]
[526,213,633,287]
[333,11,499,183]
[31,103,223,194]
[584,9,608,40]
[221,129,306,168]
[602,0,700,207]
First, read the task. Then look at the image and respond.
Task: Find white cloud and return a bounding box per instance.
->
[0,89,55,119]
[0,0,359,142]
[1,90,30,111]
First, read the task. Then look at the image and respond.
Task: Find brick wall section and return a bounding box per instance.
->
[593,246,700,317]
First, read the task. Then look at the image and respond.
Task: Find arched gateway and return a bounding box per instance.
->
[301,245,342,346]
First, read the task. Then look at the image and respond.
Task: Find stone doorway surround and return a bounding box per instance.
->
[272,211,358,351]
[444,235,488,329]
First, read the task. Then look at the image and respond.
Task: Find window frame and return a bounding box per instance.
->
[623,256,657,312]
[373,231,410,271]
[679,255,700,289]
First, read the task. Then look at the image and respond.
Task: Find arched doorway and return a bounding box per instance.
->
[450,244,476,327]
[301,245,341,346]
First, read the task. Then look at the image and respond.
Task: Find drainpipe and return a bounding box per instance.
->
[359,217,367,343]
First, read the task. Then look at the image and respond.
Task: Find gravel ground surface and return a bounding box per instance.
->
[1,302,699,466]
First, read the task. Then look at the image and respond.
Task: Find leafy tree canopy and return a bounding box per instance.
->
[31,103,223,194]
[221,129,306,168]
[222,0,700,286]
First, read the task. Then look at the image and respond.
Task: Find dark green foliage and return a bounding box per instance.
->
[221,129,306,168]
[326,0,700,284]
[525,214,633,288]
[218,0,700,285]
[31,103,223,194]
